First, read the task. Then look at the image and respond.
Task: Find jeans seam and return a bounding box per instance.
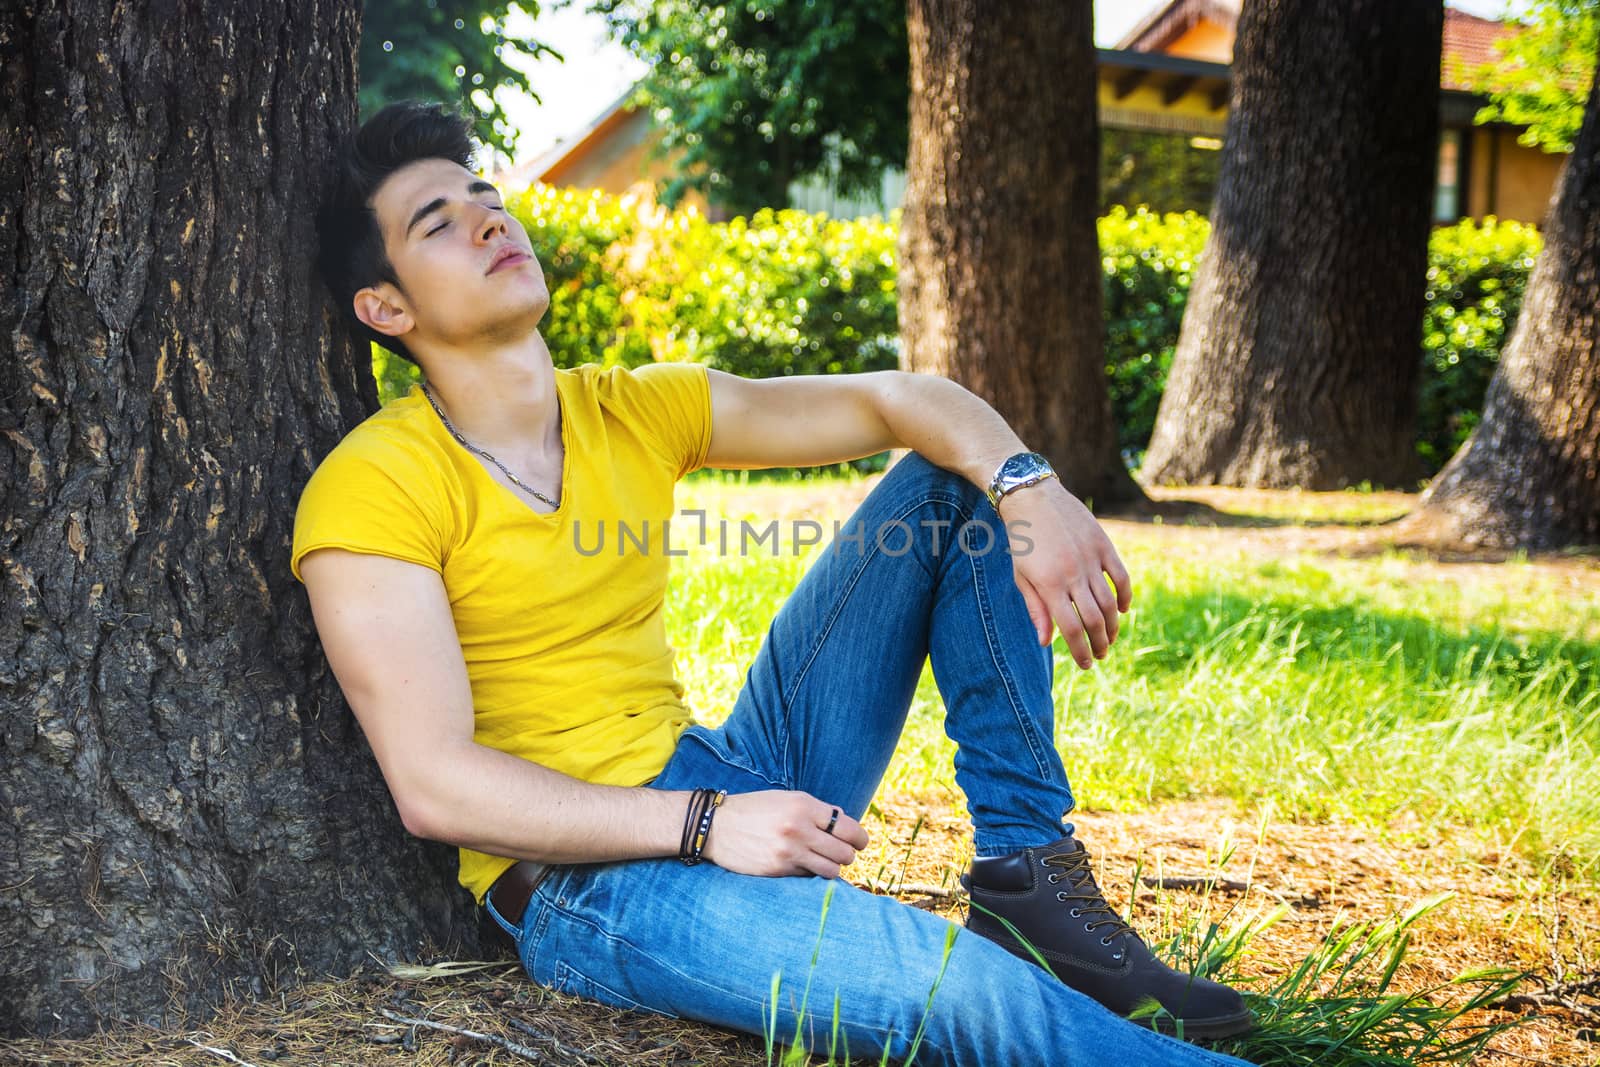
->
[778,491,970,777]
[519,896,555,976]
[555,959,661,1015]
[484,893,521,942]
[967,517,1057,785]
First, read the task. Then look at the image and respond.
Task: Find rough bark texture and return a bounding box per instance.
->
[1140,0,1443,489]
[898,0,1142,507]
[0,0,478,1037]
[1407,70,1600,550]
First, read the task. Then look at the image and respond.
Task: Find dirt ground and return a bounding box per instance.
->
[1113,486,1600,601]
[9,798,1593,1066]
[866,793,1600,1067]
[6,484,1597,1066]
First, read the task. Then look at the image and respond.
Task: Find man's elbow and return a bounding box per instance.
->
[394,793,441,842]
[391,783,460,844]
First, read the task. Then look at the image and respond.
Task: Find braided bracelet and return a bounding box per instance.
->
[679,788,712,860]
[680,789,727,866]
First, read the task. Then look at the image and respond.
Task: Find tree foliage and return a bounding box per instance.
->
[360,0,554,158]
[595,0,908,214]
[1467,0,1597,153]
[1100,130,1223,214]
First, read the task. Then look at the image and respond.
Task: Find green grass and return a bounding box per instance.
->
[1194,896,1523,1066]
[666,473,1600,876]
[756,874,1521,1066]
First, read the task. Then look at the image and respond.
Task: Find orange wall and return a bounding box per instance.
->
[1467,127,1565,223]
[541,110,710,214]
[1163,21,1234,63]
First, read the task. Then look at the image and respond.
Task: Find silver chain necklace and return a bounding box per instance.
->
[421,383,560,510]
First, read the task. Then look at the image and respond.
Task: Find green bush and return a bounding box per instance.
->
[518,184,656,368]
[1418,218,1543,470]
[509,185,897,381]
[1092,209,1542,471]
[370,188,1540,477]
[674,208,900,378]
[372,344,422,403]
[1098,207,1209,460]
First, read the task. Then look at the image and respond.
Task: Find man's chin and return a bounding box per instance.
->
[477,301,550,345]
[492,285,549,319]
[500,286,550,326]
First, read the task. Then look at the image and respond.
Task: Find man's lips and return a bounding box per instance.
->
[487,248,531,274]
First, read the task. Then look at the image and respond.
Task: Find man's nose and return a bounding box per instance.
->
[475,207,508,242]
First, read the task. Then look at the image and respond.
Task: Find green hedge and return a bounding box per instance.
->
[1097,207,1208,460]
[518,185,899,379]
[1417,219,1542,470]
[1093,208,1543,467]
[372,189,1541,476]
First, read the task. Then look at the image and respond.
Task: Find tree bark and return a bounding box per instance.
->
[1404,68,1600,550]
[898,0,1142,507]
[0,0,477,1037]
[1140,0,1443,490]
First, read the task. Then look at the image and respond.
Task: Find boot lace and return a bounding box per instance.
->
[1042,846,1135,946]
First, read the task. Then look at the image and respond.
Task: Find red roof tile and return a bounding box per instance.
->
[1442,9,1519,92]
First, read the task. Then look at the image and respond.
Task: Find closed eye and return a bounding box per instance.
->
[424,203,505,238]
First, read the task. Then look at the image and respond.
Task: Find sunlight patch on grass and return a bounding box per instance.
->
[664,474,1600,875]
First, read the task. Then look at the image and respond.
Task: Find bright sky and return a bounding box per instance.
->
[496,0,1533,167]
[494,3,646,167]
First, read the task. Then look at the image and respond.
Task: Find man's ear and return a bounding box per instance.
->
[353,285,414,340]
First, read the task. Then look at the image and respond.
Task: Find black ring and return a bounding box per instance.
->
[824,808,840,836]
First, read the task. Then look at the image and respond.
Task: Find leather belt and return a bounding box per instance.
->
[488,860,552,929]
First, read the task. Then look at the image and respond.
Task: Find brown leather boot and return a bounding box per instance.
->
[963,832,1253,1040]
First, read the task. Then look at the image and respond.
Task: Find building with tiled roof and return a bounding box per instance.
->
[1113,0,1563,222]
[1439,9,1521,91]
[527,2,1564,224]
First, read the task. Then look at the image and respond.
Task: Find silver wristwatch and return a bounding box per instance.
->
[986,451,1057,508]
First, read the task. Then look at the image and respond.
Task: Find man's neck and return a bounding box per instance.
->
[415,331,561,458]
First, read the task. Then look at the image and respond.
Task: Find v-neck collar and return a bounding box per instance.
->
[416,371,571,523]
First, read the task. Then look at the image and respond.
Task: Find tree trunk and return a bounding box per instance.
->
[1404,68,1600,550]
[0,0,477,1037]
[898,0,1142,508]
[1140,0,1443,490]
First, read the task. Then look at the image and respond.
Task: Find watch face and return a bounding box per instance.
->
[989,452,1055,506]
[1001,453,1049,482]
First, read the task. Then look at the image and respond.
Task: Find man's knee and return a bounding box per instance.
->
[877,451,986,517]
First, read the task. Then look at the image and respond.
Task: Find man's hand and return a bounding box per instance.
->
[703,790,869,879]
[998,481,1133,670]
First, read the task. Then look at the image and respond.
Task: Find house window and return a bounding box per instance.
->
[1434,128,1462,222]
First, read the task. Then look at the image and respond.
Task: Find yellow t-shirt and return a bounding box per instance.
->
[291,361,713,901]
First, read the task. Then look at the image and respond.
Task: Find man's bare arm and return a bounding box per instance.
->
[705,368,1017,488]
[298,548,867,874]
[705,369,1133,669]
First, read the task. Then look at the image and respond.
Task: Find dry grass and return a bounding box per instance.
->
[7,796,1595,1066]
[860,794,1600,1067]
[0,962,765,1066]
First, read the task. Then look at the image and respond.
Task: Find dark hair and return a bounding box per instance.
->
[317,101,478,364]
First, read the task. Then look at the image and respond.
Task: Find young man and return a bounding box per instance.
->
[295,101,1253,1066]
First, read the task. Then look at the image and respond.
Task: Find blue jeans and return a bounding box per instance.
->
[487,453,1251,1066]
